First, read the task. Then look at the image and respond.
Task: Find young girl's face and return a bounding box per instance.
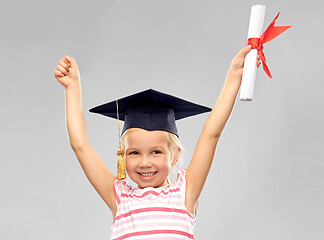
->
[123,128,176,189]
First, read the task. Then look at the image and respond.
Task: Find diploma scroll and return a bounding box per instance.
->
[240,5,266,101]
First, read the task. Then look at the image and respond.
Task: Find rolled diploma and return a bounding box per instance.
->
[240,5,266,101]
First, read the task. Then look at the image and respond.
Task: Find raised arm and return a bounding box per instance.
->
[54,56,117,216]
[185,45,260,213]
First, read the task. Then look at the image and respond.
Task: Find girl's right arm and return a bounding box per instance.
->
[54,56,117,217]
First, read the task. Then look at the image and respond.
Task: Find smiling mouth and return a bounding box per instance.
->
[138,172,157,177]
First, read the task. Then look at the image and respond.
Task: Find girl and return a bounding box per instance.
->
[54,45,260,239]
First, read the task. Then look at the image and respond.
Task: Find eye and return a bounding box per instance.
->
[129,151,139,155]
[152,150,162,155]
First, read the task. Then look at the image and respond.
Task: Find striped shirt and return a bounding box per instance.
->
[111,168,197,240]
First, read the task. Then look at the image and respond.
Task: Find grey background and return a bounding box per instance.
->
[0,0,323,239]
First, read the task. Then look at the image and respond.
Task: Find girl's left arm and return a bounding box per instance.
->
[185,45,259,213]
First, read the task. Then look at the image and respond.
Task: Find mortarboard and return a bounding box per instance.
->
[89,89,212,179]
[89,89,212,137]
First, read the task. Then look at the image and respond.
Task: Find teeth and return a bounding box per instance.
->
[140,172,155,177]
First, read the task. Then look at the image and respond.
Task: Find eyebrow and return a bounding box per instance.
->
[126,145,167,151]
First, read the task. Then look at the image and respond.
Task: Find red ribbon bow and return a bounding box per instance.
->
[248,13,291,79]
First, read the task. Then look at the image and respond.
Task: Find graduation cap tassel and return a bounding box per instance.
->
[116,100,126,179]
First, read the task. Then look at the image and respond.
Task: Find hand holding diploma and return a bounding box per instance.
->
[240,5,292,101]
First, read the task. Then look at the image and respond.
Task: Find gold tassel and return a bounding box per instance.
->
[117,148,126,179]
[116,100,126,179]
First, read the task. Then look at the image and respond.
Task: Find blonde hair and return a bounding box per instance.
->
[121,129,184,183]
[165,131,183,166]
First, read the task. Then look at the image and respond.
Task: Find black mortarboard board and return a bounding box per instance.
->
[89,89,212,137]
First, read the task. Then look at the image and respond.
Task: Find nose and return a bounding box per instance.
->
[138,155,152,168]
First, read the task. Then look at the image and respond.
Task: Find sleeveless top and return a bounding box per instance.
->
[111,168,197,240]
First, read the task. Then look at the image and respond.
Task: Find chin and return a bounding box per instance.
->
[137,180,166,189]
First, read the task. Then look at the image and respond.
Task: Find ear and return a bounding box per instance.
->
[171,146,181,167]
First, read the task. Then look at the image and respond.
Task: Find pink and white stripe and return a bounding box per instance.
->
[110,168,197,240]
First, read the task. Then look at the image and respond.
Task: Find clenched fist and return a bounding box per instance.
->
[54,55,80,88]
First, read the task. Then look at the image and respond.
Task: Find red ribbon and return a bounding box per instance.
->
[247,13,291,79]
